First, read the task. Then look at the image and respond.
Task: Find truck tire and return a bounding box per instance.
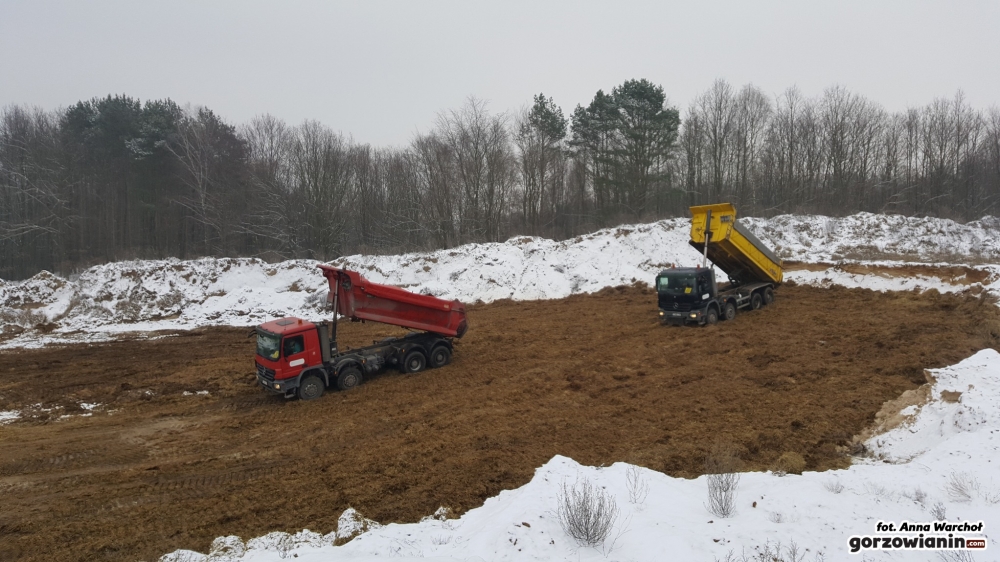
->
[763,287,775,306]
[429,346,451,368]
[298,374,325,401]
[705,306,719,326]
[723,301,737,321]
[751,292,763,310]
[402,350,426,373]
[336,366,362,391]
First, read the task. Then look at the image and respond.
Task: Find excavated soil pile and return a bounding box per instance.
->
[1,284,998,562]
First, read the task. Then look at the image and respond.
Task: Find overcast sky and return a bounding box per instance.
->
[2,1,997,147]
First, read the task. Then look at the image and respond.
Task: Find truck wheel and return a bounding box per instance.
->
[429,346,451,368]
[402,350,426,373]
[705,307,719,326]
[298,374,325,401]
[723,301,737,321]
[751,292,763,310]
[763,287,775,306]
[336,366,362,391]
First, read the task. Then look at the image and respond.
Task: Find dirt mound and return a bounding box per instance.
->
[0,284,997,562]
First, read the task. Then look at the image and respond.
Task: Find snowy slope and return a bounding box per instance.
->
[161,350,1000,562]
[3,211,999,349]
[744,213,1000,263]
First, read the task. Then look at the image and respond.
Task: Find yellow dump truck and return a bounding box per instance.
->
[657,203,783,326]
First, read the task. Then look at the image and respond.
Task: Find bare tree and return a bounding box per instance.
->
[699,79,737,199]
[290,120,350,259]
[241,114,296,256]
[436,97,516,243]
[732,84,772,212]
[412,133,457,247]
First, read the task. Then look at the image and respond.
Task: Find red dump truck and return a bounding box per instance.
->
[254,265,468,400]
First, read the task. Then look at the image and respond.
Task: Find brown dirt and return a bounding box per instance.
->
[0,284,998,562]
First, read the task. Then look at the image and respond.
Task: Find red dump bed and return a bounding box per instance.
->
[318,265,468,338]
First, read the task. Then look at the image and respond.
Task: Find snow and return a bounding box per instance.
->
[785,262,1000,295]
[743,213,1000,263]
[157,351,1000,561]
[2,211,999,350]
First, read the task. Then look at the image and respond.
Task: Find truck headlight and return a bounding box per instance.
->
[689,314,697,318]
[274,384,281,390]
[659,311,664,316]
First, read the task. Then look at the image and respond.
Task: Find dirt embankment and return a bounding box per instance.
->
[0,284,998,562]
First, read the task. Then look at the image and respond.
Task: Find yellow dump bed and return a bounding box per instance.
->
[688,203,783,285]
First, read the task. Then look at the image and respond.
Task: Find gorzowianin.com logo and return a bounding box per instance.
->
[849,520,987,554]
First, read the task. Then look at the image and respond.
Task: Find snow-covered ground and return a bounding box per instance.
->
[2,212,999,349]
[160,350,1000,562]
[744,213,1000,264]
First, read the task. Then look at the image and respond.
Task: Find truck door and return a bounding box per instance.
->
[697,273,712,302]
[283,335,307,369]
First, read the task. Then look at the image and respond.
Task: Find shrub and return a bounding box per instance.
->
[930,501,947,520]
[626,465,649,506]
[555,477,620,547]
[705,443,742,518]
[946,472,1000,504]
[715,539,818,562]
[823,479,844,494]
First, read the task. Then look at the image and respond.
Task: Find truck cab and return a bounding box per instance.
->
[656,267,719,325]
[254,317,326,395]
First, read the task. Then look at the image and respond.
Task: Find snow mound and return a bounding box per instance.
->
[865,349,1000,464]
[745,212,1000,263]
[3,212,1000,349]
[336,508,383,542]
[330,219,694,303]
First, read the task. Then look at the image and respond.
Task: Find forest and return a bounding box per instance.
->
[2,78,999,280]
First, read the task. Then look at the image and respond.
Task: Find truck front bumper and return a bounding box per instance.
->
[659,309,704,325]
[257,374,300,396]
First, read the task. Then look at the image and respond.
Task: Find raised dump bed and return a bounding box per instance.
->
[688,203,783,285]
[319,265,468,338]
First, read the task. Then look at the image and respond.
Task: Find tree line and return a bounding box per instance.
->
[2,79,999,280]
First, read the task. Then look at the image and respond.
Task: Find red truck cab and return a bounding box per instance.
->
[254,317,323,393]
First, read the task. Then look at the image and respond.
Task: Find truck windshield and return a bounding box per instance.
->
[657,273,696,295]
[256,331,281,360]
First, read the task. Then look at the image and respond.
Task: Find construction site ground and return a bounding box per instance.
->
[1,282,999,562]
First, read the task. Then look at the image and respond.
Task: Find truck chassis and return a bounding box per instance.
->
[256,326,453,399]
[660,281,775,326]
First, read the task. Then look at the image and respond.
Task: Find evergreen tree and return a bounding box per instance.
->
[571,80,680,220]
[611,79,680,217]
[516,94,567,233]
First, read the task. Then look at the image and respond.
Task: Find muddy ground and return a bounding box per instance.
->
[1,283,998,562]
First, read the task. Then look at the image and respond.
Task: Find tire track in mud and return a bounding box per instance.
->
[0,447,148,477]
[96,465,280,513]
[148,464,276,492]
[0,450,98,476]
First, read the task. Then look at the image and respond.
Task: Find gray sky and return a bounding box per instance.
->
[2,0,997,147]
